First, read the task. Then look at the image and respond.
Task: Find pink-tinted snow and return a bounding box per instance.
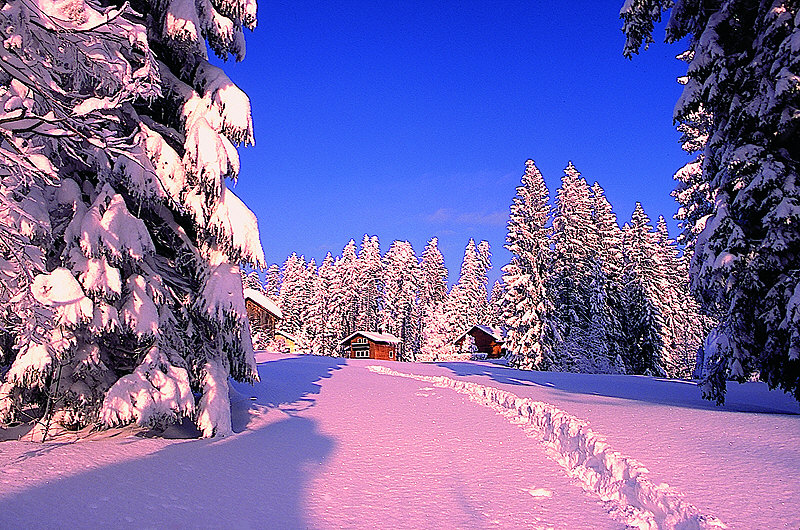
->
[0,353,798,529]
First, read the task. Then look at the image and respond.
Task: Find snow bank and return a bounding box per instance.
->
[367,365,726,530]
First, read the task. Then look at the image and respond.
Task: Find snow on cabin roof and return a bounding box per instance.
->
[275,329,300,343]
[453,324,507,344]
[339,331,402,345]
[243,288,282,320]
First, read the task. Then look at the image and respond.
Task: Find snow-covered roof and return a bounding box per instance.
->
[275,329,300,343]
[453,324,507,344]
[339,331,401,345]
[243,288,282,319]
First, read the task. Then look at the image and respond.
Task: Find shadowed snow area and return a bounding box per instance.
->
[0,353,797,529]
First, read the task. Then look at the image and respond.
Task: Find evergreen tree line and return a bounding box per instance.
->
[504,160,712,378]
[247,158,710,378]
[243,235,502,361]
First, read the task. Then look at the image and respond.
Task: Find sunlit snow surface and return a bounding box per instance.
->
[0,353,798,529]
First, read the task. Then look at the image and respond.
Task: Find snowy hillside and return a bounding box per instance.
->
[1,353,798,529]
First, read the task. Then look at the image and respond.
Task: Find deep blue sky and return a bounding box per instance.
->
[221,1,688,286]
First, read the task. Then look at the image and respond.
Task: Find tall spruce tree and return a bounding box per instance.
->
[263,264,282,300]
[313,253,343,356]
[419,237,448,313]
[418,237,449,356]
[0,0,261,437]
[550,163,608,371]
[332,240,360,339]
[382,241,420,361]
[278,254,307,340]
[357,235,383,332]
[297,258,318,350]
[622,1,800,401]
[621,204,667,375]
[449,239,491,336]
[487,280,506,329]
[502,159,555,370]
[590,182,627,370]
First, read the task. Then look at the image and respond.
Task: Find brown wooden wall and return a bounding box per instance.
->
[245,299,277,336]
[343,336,397,360]
[371,342,396,361]
[455,329,504,358]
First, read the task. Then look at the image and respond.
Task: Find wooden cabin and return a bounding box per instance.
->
[274,329,300,353]
[453,325,506,358]
[243,288,282,338]
[340,331,401,361]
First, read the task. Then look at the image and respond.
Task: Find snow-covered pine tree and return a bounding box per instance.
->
[419,237,448,313]
[502,159,556,370]
[448,239,491,337]
[476,240,493,322]
[312,253,343,356]
[244,270,264,292]
[654,216,683,376]
[550,162,609,371]
[0,0,261,438]
[590,182,627,371]
[620,204,667,375]
[297,258,319,352]
[334,239,360,339]
[621,1,800,402]
[418,301,454,362]
[263,263,282,299]
[418,237,449,360]
[278,253,307,340]
[381,240,420,361]
[487,280,506,329]
[655,217,711,378]
[356,235,383,332]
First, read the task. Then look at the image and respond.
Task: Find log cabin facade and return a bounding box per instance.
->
[453,325,506,358]
[340,331,401,361]
[243,288,282,339]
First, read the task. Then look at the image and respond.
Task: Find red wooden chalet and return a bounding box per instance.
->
[453,325,507,358]
[340,331,401,361]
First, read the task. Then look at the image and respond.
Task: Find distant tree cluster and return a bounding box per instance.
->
[251,158,708,379]
[245,236,502,361]
[503,160,711,378]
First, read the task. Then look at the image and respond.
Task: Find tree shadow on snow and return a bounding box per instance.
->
[0,355,346,527]
[230,355,346,429]
[0,414,334,528]
[436,361,800,415]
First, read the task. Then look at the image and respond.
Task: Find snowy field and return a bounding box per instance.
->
[1,353,798,529]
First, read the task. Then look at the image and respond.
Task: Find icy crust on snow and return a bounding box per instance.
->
[367,365,725,530]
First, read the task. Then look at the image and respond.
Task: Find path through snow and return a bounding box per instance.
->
[0,353,797,529]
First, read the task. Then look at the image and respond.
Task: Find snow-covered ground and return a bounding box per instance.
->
[0,353,798,529]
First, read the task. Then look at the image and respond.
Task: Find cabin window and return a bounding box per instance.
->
[352,340,370,358]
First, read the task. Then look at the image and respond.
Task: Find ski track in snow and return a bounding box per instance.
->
[367,365,726,530]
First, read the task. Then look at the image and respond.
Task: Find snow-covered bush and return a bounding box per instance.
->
[0,0,261,438]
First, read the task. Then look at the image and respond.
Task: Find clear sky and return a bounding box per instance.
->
[221,1,688,286]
